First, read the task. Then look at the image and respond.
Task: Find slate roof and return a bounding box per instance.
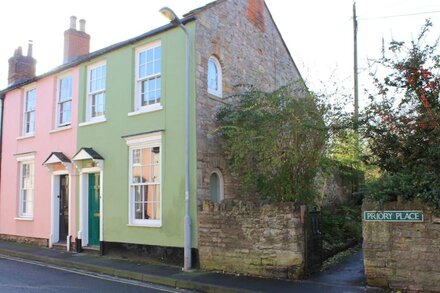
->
[42,152,71,165]
[73,147,104,160]
[0,16,196,96]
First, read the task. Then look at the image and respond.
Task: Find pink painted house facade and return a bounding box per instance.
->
[0,17,89,249]
[0,69,79,247]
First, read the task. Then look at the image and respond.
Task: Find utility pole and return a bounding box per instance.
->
[353,1,359,129]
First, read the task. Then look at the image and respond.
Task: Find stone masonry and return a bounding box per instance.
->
[199,198,306,279]
[190,0,304,208]
[363,200,440,292]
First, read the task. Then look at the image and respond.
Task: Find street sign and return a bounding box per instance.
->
[363,210,424,222]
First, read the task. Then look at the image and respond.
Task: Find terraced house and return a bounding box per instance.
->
[0,0,302,265]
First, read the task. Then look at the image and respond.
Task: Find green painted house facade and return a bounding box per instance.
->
[74,22,198,252]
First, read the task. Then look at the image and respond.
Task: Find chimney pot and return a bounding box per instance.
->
[79,19,86,32]
[70,16,77,29]
[15,46,23,56]
[63,16,90,63]
[27,40,33,57]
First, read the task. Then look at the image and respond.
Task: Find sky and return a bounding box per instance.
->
[1,0,440,111]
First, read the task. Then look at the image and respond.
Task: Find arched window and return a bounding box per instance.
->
[209,169,224,203]
[207,56,222,97]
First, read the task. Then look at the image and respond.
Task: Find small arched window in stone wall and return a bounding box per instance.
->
[207,56,222,97]
[209,169,224,203]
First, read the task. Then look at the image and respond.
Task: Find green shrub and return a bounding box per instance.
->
[216,85,327,203]
[321,204,362,252]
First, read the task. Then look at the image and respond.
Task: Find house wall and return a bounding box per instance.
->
[0,69,79,242]
[193,0,303,206]
[76,23,198,249]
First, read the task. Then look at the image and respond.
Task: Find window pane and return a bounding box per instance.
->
[152,184,160,202]
[26,90,36,111]
[141,80,148,106]
[132,166,142,183]
[154,47,161,73]
[147,48,153,61]
[208,59,219,91]
[22,191,28,214]
[135,203,143,219]
[210,173,219,203]
[101,66,106,88]
[59,101,71,125]
[139,65,146,79]
[148,79,156,103]
[154,47,161,61]
[59,76,72,101]
[147,61,154,76]
[92,93,105,117]
[132,149,141,165]
[139,51,146,65]
[134,186,142,202]
[27,196,33,214]
[27,112,35,133]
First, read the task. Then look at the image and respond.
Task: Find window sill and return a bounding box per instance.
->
[16,134,35,141]
[207,93,227,104]
[14,217,33,221]
[79,117,107,127]
[208,89,222,99]
[49,125,72,134]
[128,105,163,117]
[127,222,161,228]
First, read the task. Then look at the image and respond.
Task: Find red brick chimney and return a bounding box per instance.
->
[63,16,90,63]
[246,0,265,32]
[8,41,37,86]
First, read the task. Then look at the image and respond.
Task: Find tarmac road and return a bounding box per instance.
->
[0,255,193,293]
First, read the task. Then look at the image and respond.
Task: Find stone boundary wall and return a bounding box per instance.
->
[199,199,306,279]
[362,200,440,292]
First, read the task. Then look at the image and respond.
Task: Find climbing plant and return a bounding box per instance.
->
[216,84,327,203]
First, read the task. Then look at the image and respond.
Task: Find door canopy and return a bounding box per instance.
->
[43,152,72,173]
[72,147,104,171]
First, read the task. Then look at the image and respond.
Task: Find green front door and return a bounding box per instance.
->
[88,173,100,246]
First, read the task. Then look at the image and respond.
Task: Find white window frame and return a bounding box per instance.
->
[56,73,73,128]
[134,41,162,113]
[86,61,107,123]
[17,154,35,219]
[125,132,162,227]
[23,87,36,136]
[207,56,222,97]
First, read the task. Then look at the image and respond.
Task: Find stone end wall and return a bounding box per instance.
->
[194,0,304,207]
[362,200,440,292]
[199,199,306,279]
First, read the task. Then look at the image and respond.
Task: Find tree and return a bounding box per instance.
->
[362,20,440,209]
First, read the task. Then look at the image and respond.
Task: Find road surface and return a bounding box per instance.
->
[0,255,193,293]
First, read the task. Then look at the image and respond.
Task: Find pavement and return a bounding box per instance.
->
[0,241,384,293]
